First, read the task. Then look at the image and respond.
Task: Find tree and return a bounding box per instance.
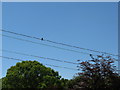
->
[68,55,120,90]
[2,60,67,89]
[0,78,2,90]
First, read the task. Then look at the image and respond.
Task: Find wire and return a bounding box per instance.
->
[1,55,78,70]
[1,34,93,55]
[2,49,78,65]
[1,29,118,57]
[45,39,119,57]
[45,64,77,70]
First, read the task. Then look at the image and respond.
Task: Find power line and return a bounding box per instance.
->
[45,39,119,57]
[1,29,118,57]
[1,34,118,63]
[45,64,77,70]
[1,34,93,55]
[2,49,78,65]
[1,55,78,70]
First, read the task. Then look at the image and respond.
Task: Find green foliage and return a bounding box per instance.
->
[3,56,120,90]
[0,78,2,89]
[2,60,67,89]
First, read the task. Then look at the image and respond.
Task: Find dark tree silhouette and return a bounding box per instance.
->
[68,55,120,90]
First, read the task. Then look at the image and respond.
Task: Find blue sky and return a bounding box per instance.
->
[2,2,118,79]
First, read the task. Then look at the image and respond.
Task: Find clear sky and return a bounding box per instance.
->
[2,2,118,79]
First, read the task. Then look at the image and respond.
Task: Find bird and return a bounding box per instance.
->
[41,38,43,40]
[90,54,94,59]
[90,54,92,57]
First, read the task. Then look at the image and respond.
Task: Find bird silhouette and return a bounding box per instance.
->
[41,38,43,40]
[90,54,94,59]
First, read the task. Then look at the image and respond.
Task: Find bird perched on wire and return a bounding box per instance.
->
[41,38,43,40]
[90,54,94,59]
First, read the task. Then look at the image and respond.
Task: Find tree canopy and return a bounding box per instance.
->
[68,55,120,90]
[2,55,120,90]
[2,60,67,89]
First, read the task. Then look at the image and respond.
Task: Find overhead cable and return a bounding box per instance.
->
[1,56,78,70]
[1,29,118,57]
[1,34,92,55]
[2,49,78,65]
